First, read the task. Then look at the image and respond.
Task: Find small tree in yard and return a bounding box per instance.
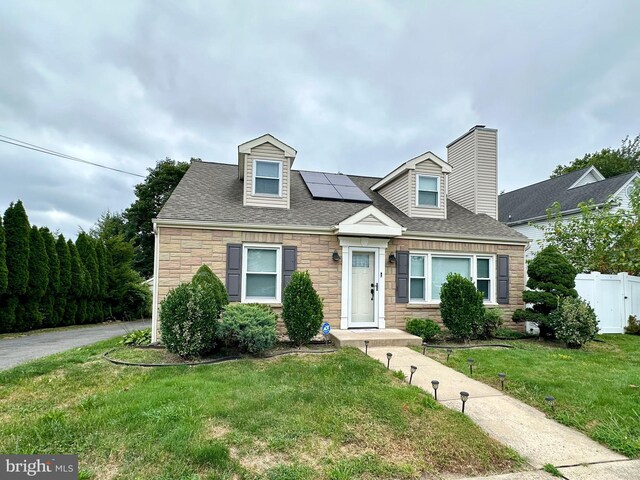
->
[513,246,578,338]
[282,271,323,346]
[548,297,599,348]
[440,273,484,342]
[192,264,228,310]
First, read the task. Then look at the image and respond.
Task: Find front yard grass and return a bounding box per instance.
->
[0,340,522,479]
[423,335,640,458]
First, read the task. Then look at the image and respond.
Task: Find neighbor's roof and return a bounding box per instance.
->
[499,168,637,225]
[157,161,528,242]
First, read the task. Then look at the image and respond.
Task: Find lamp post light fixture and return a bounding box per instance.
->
[386,352,392,369]
[409,365,417,384]
[545,396,556,411]
[431,380,439,400]
[460,391,469,413]
[498,373,506,391]
[467,358,475,376]
[364,340,369,355]
[446,348,453,362]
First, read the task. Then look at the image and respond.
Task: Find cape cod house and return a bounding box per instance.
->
[151,126,528,342]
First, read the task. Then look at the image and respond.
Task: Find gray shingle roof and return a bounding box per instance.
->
[498,168,637,224]
[158,161,527,242]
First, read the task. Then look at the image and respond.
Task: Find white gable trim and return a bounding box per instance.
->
[334,205,404,237]
[238,134,297,158]
[371,151,452,191]
[612,171,640,201]
[568,166,605,189]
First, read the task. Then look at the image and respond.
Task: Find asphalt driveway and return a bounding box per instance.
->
[0,320,150,370]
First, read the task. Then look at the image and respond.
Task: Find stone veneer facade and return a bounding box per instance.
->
[156,226,525,332]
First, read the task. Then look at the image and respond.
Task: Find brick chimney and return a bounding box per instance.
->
[446,126,498,219]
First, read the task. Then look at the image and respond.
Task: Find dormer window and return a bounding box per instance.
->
[417,175,439,207]
[253,159,282,196]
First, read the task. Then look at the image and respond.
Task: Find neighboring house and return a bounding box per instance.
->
[499,166,640,260]
[151,126,528,341]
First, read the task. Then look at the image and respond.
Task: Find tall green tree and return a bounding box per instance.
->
[95,240,107,322]
[551,133,640,178]
[124,158,190,278]
[66,240,83,325]
[55,235,71,325]
[40,228,61,327]
[0,216,7,295]
[0,201,30,332]
[76,232,99,322]
[23,226,49,330]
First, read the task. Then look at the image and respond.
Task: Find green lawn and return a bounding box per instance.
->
[423,335,640,458]
[0,340,522,480]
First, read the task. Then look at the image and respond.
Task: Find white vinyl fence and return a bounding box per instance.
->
[575,272,640,334]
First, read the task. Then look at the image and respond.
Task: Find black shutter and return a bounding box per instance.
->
[497,254,509,304]
[396,250,409,303]
[282,246,297,292]
[226,244,242,302]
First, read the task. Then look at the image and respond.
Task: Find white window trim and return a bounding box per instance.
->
[252,158,282,197]
[241,243,282,304]
[416,174,440,208]
[408,252,496,304]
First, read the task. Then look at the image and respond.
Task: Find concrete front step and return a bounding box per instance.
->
[329,328,422,348]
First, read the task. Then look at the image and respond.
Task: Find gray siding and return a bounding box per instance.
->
[379,172,410,216]
[411,160,446,219]
[244,142,290,209]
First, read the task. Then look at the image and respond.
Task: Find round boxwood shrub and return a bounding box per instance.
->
[548,297,598,348]
[282,271,323,346]
[218,303,277,355]
[160,282,219,358]
[440,273,484,342]
[193,264,228,310]
[405,318,441,342]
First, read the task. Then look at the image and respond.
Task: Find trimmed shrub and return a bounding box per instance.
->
[193,264,228,310]
[160,282,219,358]
[476,308,504,339]
[625,315,640,335]
[440,273,484,342]
[513,246,578,338]
[405,318,441,342]
[548,297,598,348]
[218,303,278,355]
[282,271,324,346]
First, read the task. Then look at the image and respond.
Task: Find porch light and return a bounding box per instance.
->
[386,352,392,369]
[446,348,453,362]
[431,380,439,400]
[467,357,475,375]
[364,340,369,354]
[460,391,469,413]
[332,250,341,262]
[498,373,506,390]
[409,365,417,384]
[388,253,396,263]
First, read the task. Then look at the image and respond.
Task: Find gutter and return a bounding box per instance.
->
[504,201,613,227]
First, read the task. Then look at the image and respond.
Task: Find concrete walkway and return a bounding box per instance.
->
[365,347,635,478]
[0,320,150,370]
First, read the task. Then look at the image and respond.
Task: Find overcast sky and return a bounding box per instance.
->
[1,1,639,239]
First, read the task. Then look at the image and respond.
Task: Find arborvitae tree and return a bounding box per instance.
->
[4,201,30,295]
[0,201,30,332]
[55,235,71,325]
[0,216,7,295]
[95,241,107,322]
[23,226,49,331]
[40,228,60,327]
[66,240,83,325]
[76,233,99,323]
[513,246,578,338]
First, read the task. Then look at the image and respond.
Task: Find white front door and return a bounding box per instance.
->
[349,250,378,327]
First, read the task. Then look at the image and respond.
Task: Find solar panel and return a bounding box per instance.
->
[299,170,372,203]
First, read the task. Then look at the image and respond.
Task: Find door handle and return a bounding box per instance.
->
[370,288,375,300]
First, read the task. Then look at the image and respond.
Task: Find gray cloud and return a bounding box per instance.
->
[1,0,639,238]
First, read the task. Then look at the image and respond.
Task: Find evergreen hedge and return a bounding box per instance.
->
[282,271,324,346]
[0,216,7,295]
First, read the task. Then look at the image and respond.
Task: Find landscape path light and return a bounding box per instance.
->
[409,365,417,384]
[460,391,469,413]
[364,340,369,355]
[422,342,427,355]
[446,348,453,362]
[467,357,475,375]
[545,396,555,411]
[431,380,439,400]
[386,352,392,369]
[498,373,506,391]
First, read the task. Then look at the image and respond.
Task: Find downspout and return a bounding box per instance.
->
[151,222,160,343]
